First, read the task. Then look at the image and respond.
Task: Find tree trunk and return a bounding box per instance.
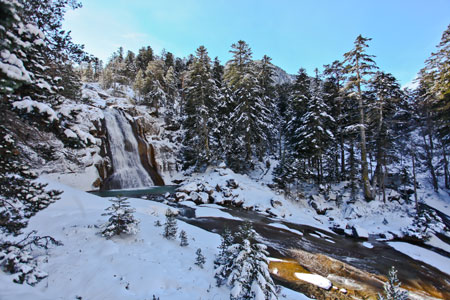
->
[412,145,419,212]
[441,140,449,189]
[422,133,439,191]
[356,59,373,201]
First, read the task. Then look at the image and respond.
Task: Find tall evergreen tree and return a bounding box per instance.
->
[182,45,220,171]
[136,46,154,72]
[323,60,348,180]
[367,72,403,200]
[343,35,379,200]
[418,24,450,189]
[224,41,272,171]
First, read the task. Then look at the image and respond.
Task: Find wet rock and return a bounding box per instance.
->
[92,178,102,188]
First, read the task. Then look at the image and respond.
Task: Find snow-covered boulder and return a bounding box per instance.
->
[177,182,199,194]
[351,225,369,240]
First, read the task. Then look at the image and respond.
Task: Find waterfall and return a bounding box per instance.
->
[104,108,154,189]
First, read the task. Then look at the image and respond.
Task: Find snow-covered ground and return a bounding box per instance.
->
[388,241,450,275]
[0,179,309,300]
[172,166,450,239]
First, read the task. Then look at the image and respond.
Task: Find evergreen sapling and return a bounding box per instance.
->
[179,230,189,247]
[378,266,408,300]
[163,208,178,239]
[101,196,139,238]
[195,248,206,268]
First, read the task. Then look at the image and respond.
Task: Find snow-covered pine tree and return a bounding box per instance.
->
[0,0,34,94]
[417,24,450,190]
[136,46,154,73]
[0,128,62,285]
[133,69,146,102]
[214,227,234,281]
[143,60,167,117]
[256,55,277,157]
[294,70,335,184]
[0,231,62,285]
[343,35,379,201]
[102,48,128,92]
[215,222,278,300]
[285,68,310,148]
[179,230,188,247]
[367,71,404,201]
[16,0,87,103]
[0,128,62,236]
[123,50,137,82]
[377,266,408,300]
[224,40,272,171]
[182,45,220,171]
[283,68,311,183]
[195,248,206,268]
[323,60,348,181]
[163,208,177,240]
[101,196,140,238]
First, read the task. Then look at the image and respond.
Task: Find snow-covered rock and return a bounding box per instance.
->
[294,273,332,290]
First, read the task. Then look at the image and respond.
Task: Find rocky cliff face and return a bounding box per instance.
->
[3,83,180,191]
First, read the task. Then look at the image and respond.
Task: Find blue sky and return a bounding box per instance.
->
[63,0,450,86]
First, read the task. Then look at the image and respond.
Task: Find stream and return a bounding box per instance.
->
[90,188,450,299]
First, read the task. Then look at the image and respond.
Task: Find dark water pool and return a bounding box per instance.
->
[87,185,178,198]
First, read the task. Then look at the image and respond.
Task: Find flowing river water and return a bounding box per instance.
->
[91,188,450,299]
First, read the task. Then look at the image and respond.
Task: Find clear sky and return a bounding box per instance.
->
[63,0,450,86]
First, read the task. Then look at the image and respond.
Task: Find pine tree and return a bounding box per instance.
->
[214,227,234,277]
[136,46,154,72]
[17,0,88,102]
[195,248,206,268]
[256,55,277,156]
[215,223,278,300]
[163,208,177,239]
[0,128,62,235]
[182,45,220,171]
[0,0,33,94]
[286,68,311,155]
[133,69,146,102]
[367,72,404,200]
[294,70,335,184]
[323,60,348,180]
[224,40,272,171]
[0,128,62,285]
[212,56,225,87]
[343,35,379,201]
[377,266,408,300]
[143,60,167,117]
[179,230,189,246]
[101,196,140,238]
[124,50,137,82]
[418,24,450,189]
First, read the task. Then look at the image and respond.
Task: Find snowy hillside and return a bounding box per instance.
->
[0,178,310,300]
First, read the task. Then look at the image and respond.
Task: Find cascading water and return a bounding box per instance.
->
[104,108,154,189]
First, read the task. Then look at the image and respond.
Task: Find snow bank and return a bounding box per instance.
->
[388,242,450,275]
